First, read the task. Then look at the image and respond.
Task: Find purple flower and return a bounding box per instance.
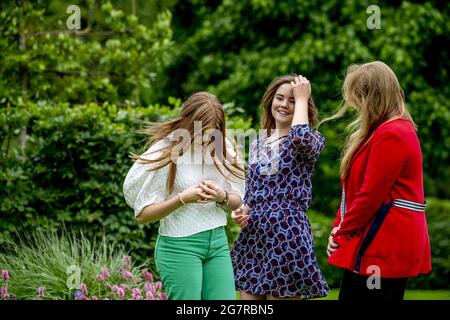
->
[161,292,167,300]
[1,270,9,281]
[143,270,153,282]
[101,268,110,279]
[74,290,83,300]
[122,271,133,280]
[38,287,45,297]
[132,293,142,300]
[119,283,129,291]
[1,286,9,298]
[105,283,111,290]
[145,290,154,300]
[117,288,125,299]
[131,288,142,300]
[96,274,104,282]
[103,297,110,300]
[111,285,119,293]
[92,296,98,300]
[132,288,141,295]
[143,283,154,294]
[155,281,162,290]
[80,283,88,295]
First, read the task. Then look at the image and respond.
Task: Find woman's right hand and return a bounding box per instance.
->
[231,204,250,229]
[290,75,311,103]
[178,183,205,204]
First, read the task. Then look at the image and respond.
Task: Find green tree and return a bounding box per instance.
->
[158,0,450,215]
[0,0,173,106]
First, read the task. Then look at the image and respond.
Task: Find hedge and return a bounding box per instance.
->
[0,102,447,289]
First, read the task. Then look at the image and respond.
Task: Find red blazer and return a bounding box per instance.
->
[327,119,432,278]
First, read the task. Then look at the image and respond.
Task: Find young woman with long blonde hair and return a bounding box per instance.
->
[324,61,431,301]
[123,92,245,300]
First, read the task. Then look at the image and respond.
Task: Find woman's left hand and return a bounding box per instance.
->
[197,180,226,204]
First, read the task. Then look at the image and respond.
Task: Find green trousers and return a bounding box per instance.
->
[154,226,236,300]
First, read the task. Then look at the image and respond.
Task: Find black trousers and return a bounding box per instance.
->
[339,269,408,301]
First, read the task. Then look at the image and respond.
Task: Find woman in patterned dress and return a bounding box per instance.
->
[230,75,330,300]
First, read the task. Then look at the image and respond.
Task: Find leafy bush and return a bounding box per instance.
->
[1,101,165,268]
[1,100,447,290]
[408,198,450,290]
[308,210,341,288]
[0,100,251,269]
[0,0,173,105]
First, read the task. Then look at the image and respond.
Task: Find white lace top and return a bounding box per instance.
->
[123,137,245,237]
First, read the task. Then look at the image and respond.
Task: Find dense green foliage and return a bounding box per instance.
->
[1,101,170,266]
[0,100,251,267]
[161,0,450,214]
[0,0,173,105]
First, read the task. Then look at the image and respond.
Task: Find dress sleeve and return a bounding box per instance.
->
[123,140,170,217]
[287,124,325,162]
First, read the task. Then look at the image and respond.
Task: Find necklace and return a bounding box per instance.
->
[263,135,288,146]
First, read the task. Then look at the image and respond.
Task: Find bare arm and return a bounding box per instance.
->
[290,75,310,126]
[136,195,183,224]
[220,191,242,211]
[136,183,203,224]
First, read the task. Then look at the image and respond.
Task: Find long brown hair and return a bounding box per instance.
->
[131,92,245,194]
[320,61,416,178]
[261,74,319,130]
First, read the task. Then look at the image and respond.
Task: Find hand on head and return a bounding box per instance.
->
[290,75,311,102]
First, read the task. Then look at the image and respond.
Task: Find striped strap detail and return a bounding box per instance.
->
[340,187,346,220]
[392,199,426,212]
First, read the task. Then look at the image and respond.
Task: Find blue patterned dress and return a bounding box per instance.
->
[230,124,330,298]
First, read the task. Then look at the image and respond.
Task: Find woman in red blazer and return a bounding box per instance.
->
[323,61,431,301]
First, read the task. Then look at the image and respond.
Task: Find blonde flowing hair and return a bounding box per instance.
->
[131,92,245,194]
[320,61,416,178]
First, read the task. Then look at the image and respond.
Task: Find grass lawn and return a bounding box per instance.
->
[317,289,450,300]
